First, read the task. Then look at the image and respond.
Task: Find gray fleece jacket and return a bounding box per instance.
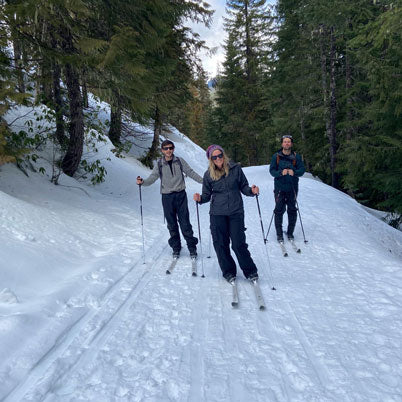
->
[142,155,203,194]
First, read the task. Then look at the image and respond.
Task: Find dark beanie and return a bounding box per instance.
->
[206,144,224,159]
[161,139,174,148]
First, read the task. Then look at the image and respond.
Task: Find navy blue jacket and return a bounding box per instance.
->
[269,150,305,192]
[200,161,255,215]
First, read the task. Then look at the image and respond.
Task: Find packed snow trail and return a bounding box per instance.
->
[1,124,402,400]
[7,216,402,401]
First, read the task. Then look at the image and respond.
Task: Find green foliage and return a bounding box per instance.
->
[80,159,107,184]
[263,0,402,216]
[0,123,16,165]
[1,0,213,180]
[209,0,273,166]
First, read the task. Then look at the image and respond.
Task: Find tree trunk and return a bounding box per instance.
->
[41,61,53,103]
[52,60,67,147]
[299,101,308,169]
[329,26,338,188]
[108,98,122,146]
[81,69,89,108]
[345,45,354,142]
[319,25,330,142]
[141,106,162,168]
[13,39,25,93]
[49,27,67,147]
[320,25,338,186]
[244,1,251,82]
[6,0,25,93]
[36,18,53,104]
[61,62,84,176]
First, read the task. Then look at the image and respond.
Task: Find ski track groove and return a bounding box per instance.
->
[267,227,402,401]
[307,250,402,401]
[3,232,169,402]
[42,258,165,401]
[187,263,210,402]
[254,302,292,402]
[280,299,333,390]
[218,279,248,402]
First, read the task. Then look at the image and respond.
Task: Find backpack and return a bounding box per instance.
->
[157,157,184,179]
[276,152,297,170]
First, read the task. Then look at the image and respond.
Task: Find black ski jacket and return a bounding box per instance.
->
[269,150,305,192]
[199,161,255,215]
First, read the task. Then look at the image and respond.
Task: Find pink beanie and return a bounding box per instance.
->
[206,144,224,159]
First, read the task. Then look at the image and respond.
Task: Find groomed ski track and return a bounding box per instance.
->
[2,167,402,401]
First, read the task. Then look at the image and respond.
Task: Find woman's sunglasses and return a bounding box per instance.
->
[162,146,174,151]
[211,153,224,160]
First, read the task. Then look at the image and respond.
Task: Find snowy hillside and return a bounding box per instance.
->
[1,115,402,401]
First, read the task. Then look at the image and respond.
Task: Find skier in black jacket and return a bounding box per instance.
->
[269,135,305,242]
[193,145,259,283]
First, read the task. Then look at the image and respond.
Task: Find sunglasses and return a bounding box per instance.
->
[211,153,224,160]
[162,146,174,151]
[281,135,293,140]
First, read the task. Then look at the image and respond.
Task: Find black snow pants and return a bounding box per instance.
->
[210,213,258,279]
[274,190,297,238]
[162,190,198,253]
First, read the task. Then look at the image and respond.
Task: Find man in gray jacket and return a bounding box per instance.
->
[137,140,203,258]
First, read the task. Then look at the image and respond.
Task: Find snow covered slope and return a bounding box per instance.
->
[1,120,401,401]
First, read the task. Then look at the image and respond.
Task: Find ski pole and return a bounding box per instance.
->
[196,201,205,277]
[138,184,146,264]
[208,232,212,258]
[264,211,274,242]
[256,194,267,244]
[292,184,308,243]
[255,195,276,290]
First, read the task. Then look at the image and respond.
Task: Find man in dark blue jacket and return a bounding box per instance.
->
[269,135,305,242]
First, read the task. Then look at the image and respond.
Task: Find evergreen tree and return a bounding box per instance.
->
[265,0,402,215]
[141,0,212,168]
[88,0,171,146]
[213,0,273,165]
[1,0,31,165]
[344,1,402,214]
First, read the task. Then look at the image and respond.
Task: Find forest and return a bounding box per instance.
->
[1,0,401,223]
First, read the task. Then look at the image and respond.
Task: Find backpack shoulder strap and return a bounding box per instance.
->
[276,153,280,170]
[293,152,297,166]
[157,158,163,178]
[176,157,183,172]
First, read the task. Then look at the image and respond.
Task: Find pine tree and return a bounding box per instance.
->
[265,0,402,215]
[343,1,402,214]
[88,0,169,146]
[213,0,273,165]
[168,68,213,149]
[141,0,212,167]
[0,1,31,165]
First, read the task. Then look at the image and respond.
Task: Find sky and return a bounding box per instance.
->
[190,0,276,79]
[190,0,227,79]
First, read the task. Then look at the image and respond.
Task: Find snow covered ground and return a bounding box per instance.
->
[1,114,402,401]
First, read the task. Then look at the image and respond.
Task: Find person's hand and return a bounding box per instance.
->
[282,169,288,176]
[136,176,143,185]
[193,193,201,202]
[288,169,294,176]
[251,185,259,195]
